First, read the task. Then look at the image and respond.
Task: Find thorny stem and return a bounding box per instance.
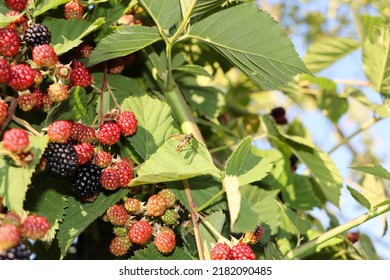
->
[12,115,43,136]
[182,179,205,260]
[286,202,390,259]
[99,63,108,125]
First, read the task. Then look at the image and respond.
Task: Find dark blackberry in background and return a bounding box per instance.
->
[289,154,299,172]
[0,241,32,260]
[72,163,102,203]
[270,107,288,125]
[43,142,78,178]
[24,23,51,47]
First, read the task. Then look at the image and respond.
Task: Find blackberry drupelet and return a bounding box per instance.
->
[0,241,32,260]
[72,163,102,203]
[44,142,78,178]
[24,23,51,47]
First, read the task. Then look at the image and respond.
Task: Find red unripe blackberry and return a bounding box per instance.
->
[2,128,29,154]
[17,93,37,111]
[108,57,125,74]
[9,64,35,91]
[0,58,11,83]
[154,230,176,254]
[124,197,143,214]
[64,0,84,20]
[47,82,69,102]
[20,215,50,240]
[70,65,92,87]
[32,44,58,68]
[71,163,102,202]
[42,94,52,112]
[114,161,133,187]
[100,168,120,190]
[0,101,9,125]
[347,232,359,244]
[116,111,137,136]
[0,241,31,260]
[128,220,152,244]
[31,88,44,108]
[210,243,231,260]
[47,120,73,143]
[43,142,79,178]
[109,236,131,257]
[229,242,256,260]
[0,224,21,253]
[73,142,94,165]
[4,0,28,11]
[32,68,43,87]
[77,42,93,58]
[70,123,97,143]
[93,151,112,168]
[146,194,167,217]
[106,204,128,226]
[98,122,121,145]
[6,11,28,34]
[24,23,51,47]
[0,27,20,57]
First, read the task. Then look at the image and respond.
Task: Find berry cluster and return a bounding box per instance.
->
[42,110,137,202]
[0,209,50,259]
[102,188,179,257]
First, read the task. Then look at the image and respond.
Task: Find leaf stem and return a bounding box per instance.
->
[182,179,205,260]
[193,189,225,212]
[327,117,380,155]
[286,202,390,259]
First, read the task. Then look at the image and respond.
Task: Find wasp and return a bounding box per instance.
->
[169,133,194,152]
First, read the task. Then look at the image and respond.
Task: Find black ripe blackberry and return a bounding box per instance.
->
[270,107,288,125]
[24,23,51,47]
[44,142,78,178]
[72,163,102,203]
[0,241,32,260]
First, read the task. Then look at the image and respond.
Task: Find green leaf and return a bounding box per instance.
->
[199,210,226,259]
[363,25,390,96]
[57,189,129,258]
[188,3,309,89]
[33,0,68,16]
[264,242,284,260]
[89,0,130,28]
[233,196,260,233]
[130,137,221,186]
[87,26,163,66]
[131,243,195,260]
[92,73,146,105]
[43,18,105,55]
[357,233,380,260]
[139,0,181,30]
[304,37,360,73]
[46,87,95,125]
[24,177,69,242]
[0,12,23,27]
[263,115,342,207]
[121,94,179,160]
[241,185,280,235]
[169,175,227,214]
[351,164,390,181]
[282,174,322,211]
[278,202,311,236]
[318,91,348,124]
[225,136,273,186]
[356,14,385,42]
[346,185,371,210]
[174,65,213,78]
[0,135,48,215]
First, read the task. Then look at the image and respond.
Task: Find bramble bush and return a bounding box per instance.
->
[0,0,389,260]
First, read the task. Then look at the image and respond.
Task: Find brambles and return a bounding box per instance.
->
[44,142,79,178]
[24,23,52,48]
[210,243,231,260]
[2,128,29,154]
[0,28,20,57]
[64,0,83,20]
